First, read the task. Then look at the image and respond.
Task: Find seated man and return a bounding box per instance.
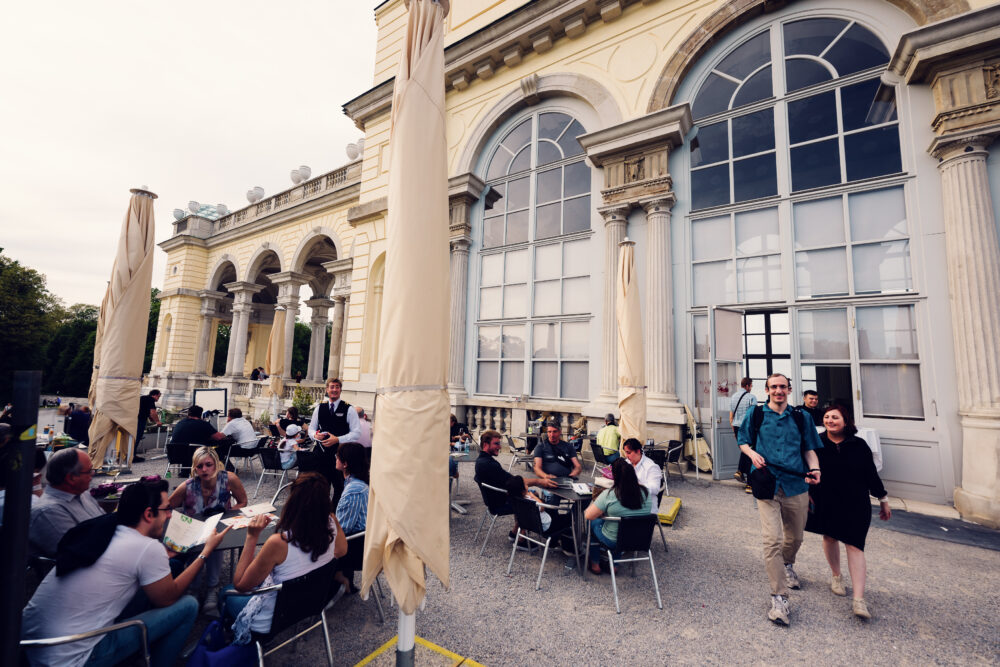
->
[596,413,621,463]
[533,423,582,480]
[169,404,230,475]
[21,479,230,667]
[66,406,92,445]
[474,430,554,540]
[221,407,257,448]
[622,438,663,514]
[29,448,104,557]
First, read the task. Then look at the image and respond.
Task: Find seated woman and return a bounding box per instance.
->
[332,442,369,593]
[167,446,248,614]
[223,473,348,643]
[504,475,574,553]
[583,458,653,574]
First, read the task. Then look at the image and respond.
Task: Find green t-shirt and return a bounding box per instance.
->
[594,488,653,542]
[596,424,621,456]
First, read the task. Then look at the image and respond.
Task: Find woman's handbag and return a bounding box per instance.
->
[186,620,257,667]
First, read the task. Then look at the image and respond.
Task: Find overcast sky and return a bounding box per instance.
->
[0,1,377,313]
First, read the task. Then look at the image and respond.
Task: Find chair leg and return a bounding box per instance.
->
[253,469,266,499]
[320,611,334,666]
[536,537,552,591]
[506,530,521,575]
[474,512,488,543]
[648,552,663,610]
[583,522,592,576]
[479,513,499,557]
[372,581,386,624]
[609,551,621,614]
[256,640,265,667]
[658,522,669,552]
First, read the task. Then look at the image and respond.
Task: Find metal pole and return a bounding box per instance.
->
[0,370,42,666]
[396,610,415,667]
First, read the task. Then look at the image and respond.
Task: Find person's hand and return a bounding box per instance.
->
[537,478,556,489]
[879,502,891,521]
[203,526,231,554]
[805,469,821,485]
[749,451,766,469]
[246,514,270,541]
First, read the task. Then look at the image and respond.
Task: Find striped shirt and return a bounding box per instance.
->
[336,475,368,534]
[729,389,757,427]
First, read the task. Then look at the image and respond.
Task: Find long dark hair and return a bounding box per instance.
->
[336,442,369,485]
[276,472,334,561]
[611,458,647,510]
[822,402,858,437]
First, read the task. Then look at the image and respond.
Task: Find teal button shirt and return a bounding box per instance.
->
[738,404,823,497]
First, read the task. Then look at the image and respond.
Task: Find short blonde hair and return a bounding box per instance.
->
[191,446,223,479]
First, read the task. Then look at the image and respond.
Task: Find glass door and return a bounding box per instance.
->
[710,306,744,479]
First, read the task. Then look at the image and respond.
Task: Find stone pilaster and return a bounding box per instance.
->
[328,296,347,380]
[304,297,335,382]
[223,282,264,378]
[641,196,680,407]
[448,237,471,393]
[269,271,310,379]
[599,205,629,398]
[195,290,226,375]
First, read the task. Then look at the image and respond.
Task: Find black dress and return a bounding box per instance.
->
[806,433,887,550]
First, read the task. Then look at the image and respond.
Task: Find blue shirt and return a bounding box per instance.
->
[729,389,757,427]
[336,475,368,535]
[738,404,822,497]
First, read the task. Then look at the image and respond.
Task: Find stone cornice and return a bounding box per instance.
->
[889,4,1000,83]
[347,196,388,226]
[223,281,265,294]
[448,172,489,203]
[155,288,200,300]
[158,235,207,252]
[578,104,692,167]
[197,289,227,300]
[267,270,311,286]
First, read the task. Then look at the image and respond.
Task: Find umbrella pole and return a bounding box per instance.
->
[396,610,415,666]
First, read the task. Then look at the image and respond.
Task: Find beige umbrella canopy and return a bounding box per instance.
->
[617,238,646,449]
[88,188,157,467]
[360,0,450,616]
[264,306,286,404]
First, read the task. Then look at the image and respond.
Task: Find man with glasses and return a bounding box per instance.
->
[29,448,104,557]
[738,373,822,627]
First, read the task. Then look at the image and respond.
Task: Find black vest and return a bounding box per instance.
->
[317,400,352,437]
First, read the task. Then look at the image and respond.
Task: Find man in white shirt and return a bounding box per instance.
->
[221,407,257,448]
[22,479,230,667]
[29,448,104,557]
[623,438,662,514]
[355,405,372,448]
[308,378,362,501]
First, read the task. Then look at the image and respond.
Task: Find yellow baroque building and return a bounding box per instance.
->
[150,0,1000,527]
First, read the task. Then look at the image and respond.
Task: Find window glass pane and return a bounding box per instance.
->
[692,215,732,261]
[535,244,560,280]
[481,254,503,286]
[561,362,589,399]
[500,361,524,395]
[691,164,731,210]
[794,196,844,248]
[537,140,562,167]
[788,91,838,144]
[733,153,777,202]
[502,118,532,153]
[502,285,526,318]
[693,260,734,305]
[533,323,558,358]
[790,138,841,191]
[857,305,918,359]
[563,239,589,277]
[861,364,923,418]
[505,249,528,283]
[693,315,709,359]
[736,207,779,255]
[561,322,588,359]
[747,359,767,381]
[746,335,765,354]
[771,333,790,355]
[732,109,775,158]
[795,248,848,297]
[477,361,499,393]
[824,23,890,77]
[479,286,501,319]
[692,73,739,120]
[483,217,504,248]
[849,187,906,241]
[538,112,570,140]
[506,210,529,244]
[770,312,789,332]
[745,313,765,334]
[507,177,529,210]
[691,122,728,167]
[841,78,892,132]
[732,66,772,108]
[563,277,589,314]
[717,31,771,79]
[563,195,591,234]
[772,358,793,378]
[784,18,847,56]
[502,325,525,358]
[536,202,560,239]
[853,241,911,293]
[564,160,589,198]
[490,182,506,210]
[737,255,782,301]
[798,309,849,359]
[844,126,902,181]
[537,168,561,204]
[478,326,501,358]
[533,280,559,316]
[558,120,586,158]
[509,146,530,174]
[784,58,833,93]
[694,362,710,408]
[486,147,512,181]
[532,361,558,397]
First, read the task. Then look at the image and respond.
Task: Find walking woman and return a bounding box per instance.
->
[807,403,891,619]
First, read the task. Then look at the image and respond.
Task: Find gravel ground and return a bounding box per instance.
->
[116,451,999,666]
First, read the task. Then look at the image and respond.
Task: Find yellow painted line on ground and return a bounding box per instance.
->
[354,635,484,667]
[354,636,398,666]
[414,635,464,664]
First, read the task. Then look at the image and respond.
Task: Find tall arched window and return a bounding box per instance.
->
[475,110,592,399]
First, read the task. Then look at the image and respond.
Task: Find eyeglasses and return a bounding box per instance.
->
[768,384,789,390]
[195,462,215,469]
[77,468,95,477]
[155,505,173,513]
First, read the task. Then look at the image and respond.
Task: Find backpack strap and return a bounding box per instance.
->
[748,405,809,455]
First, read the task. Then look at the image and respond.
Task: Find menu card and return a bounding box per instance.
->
[163,513,222,553]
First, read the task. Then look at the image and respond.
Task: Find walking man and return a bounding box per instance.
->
[729,377,757,491]
[738,373,822,626]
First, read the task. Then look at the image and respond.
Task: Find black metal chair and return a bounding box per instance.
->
[474,482,515,556]
[20,619,150,666]
[589,440,615,476]
[164,442,192,477]
[225,435,268,473]
[254,447,295,499]
[506,497,579,590]
[585,515,663,613]
[505,435,535,472]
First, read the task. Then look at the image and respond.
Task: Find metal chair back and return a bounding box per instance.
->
[616,514,657,552]
[20,619,150,666]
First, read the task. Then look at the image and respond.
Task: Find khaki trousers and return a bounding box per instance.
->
[757,488,809,596]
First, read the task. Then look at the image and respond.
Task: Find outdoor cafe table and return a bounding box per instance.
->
[450,445,479,514]
[546,483,594,577]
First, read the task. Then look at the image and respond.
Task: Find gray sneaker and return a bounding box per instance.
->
[784,563,801,590]
[767,595,790,625]
[202,586,220,618]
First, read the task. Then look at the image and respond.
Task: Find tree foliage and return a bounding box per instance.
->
[143,288,160,374]
[42,304,98,396]
[212,324,231,376]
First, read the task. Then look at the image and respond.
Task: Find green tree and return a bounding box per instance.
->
[143,288,160,374]
[291,321,311,378]
[42,303,98,396]
[212,324,231,376]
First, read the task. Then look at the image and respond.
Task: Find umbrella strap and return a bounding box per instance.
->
[376,384,447,394]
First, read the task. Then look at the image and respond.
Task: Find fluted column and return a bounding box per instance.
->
[935,137,1000,527]
[304,297,334,382]
[268,272,309,380]
[327,296,346,381]
[641,196,679,401]
[600,205,629,396]
[195,290,225,375]
[224,282,263,377]
[448,237,471,392]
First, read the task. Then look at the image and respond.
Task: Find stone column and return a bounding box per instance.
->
[195,290,225,375]
[224,282,263,377]
[935,136,1000,527]
[304,297,334,382]
[321,258,353,381]
[448,237,471,392]
[641,196,679,403]
[269,271,309,379]
[327,296,346,380]
[599,205,629,397]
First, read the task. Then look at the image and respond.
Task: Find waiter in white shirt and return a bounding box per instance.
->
[623,438,662,514]
[308,378,361,503]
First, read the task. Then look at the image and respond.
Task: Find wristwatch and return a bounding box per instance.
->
[197,554,208,561]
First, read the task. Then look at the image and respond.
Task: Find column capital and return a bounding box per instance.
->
[223,281,265,298]
[268,270,311,287]
[197,289,227,301]
[450,236,471,254]
[598,204,631,225]
[639,194,676,214]
[304,297,336,311]
[930,132,998,162]
[448,172,500,239]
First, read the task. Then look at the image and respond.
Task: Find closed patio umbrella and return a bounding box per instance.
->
[88,188,157,468]
[617,238,646,449]
[360,0,450,660]
[265,305,286,417]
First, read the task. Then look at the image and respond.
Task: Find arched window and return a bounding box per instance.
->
[475,110,592,399]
